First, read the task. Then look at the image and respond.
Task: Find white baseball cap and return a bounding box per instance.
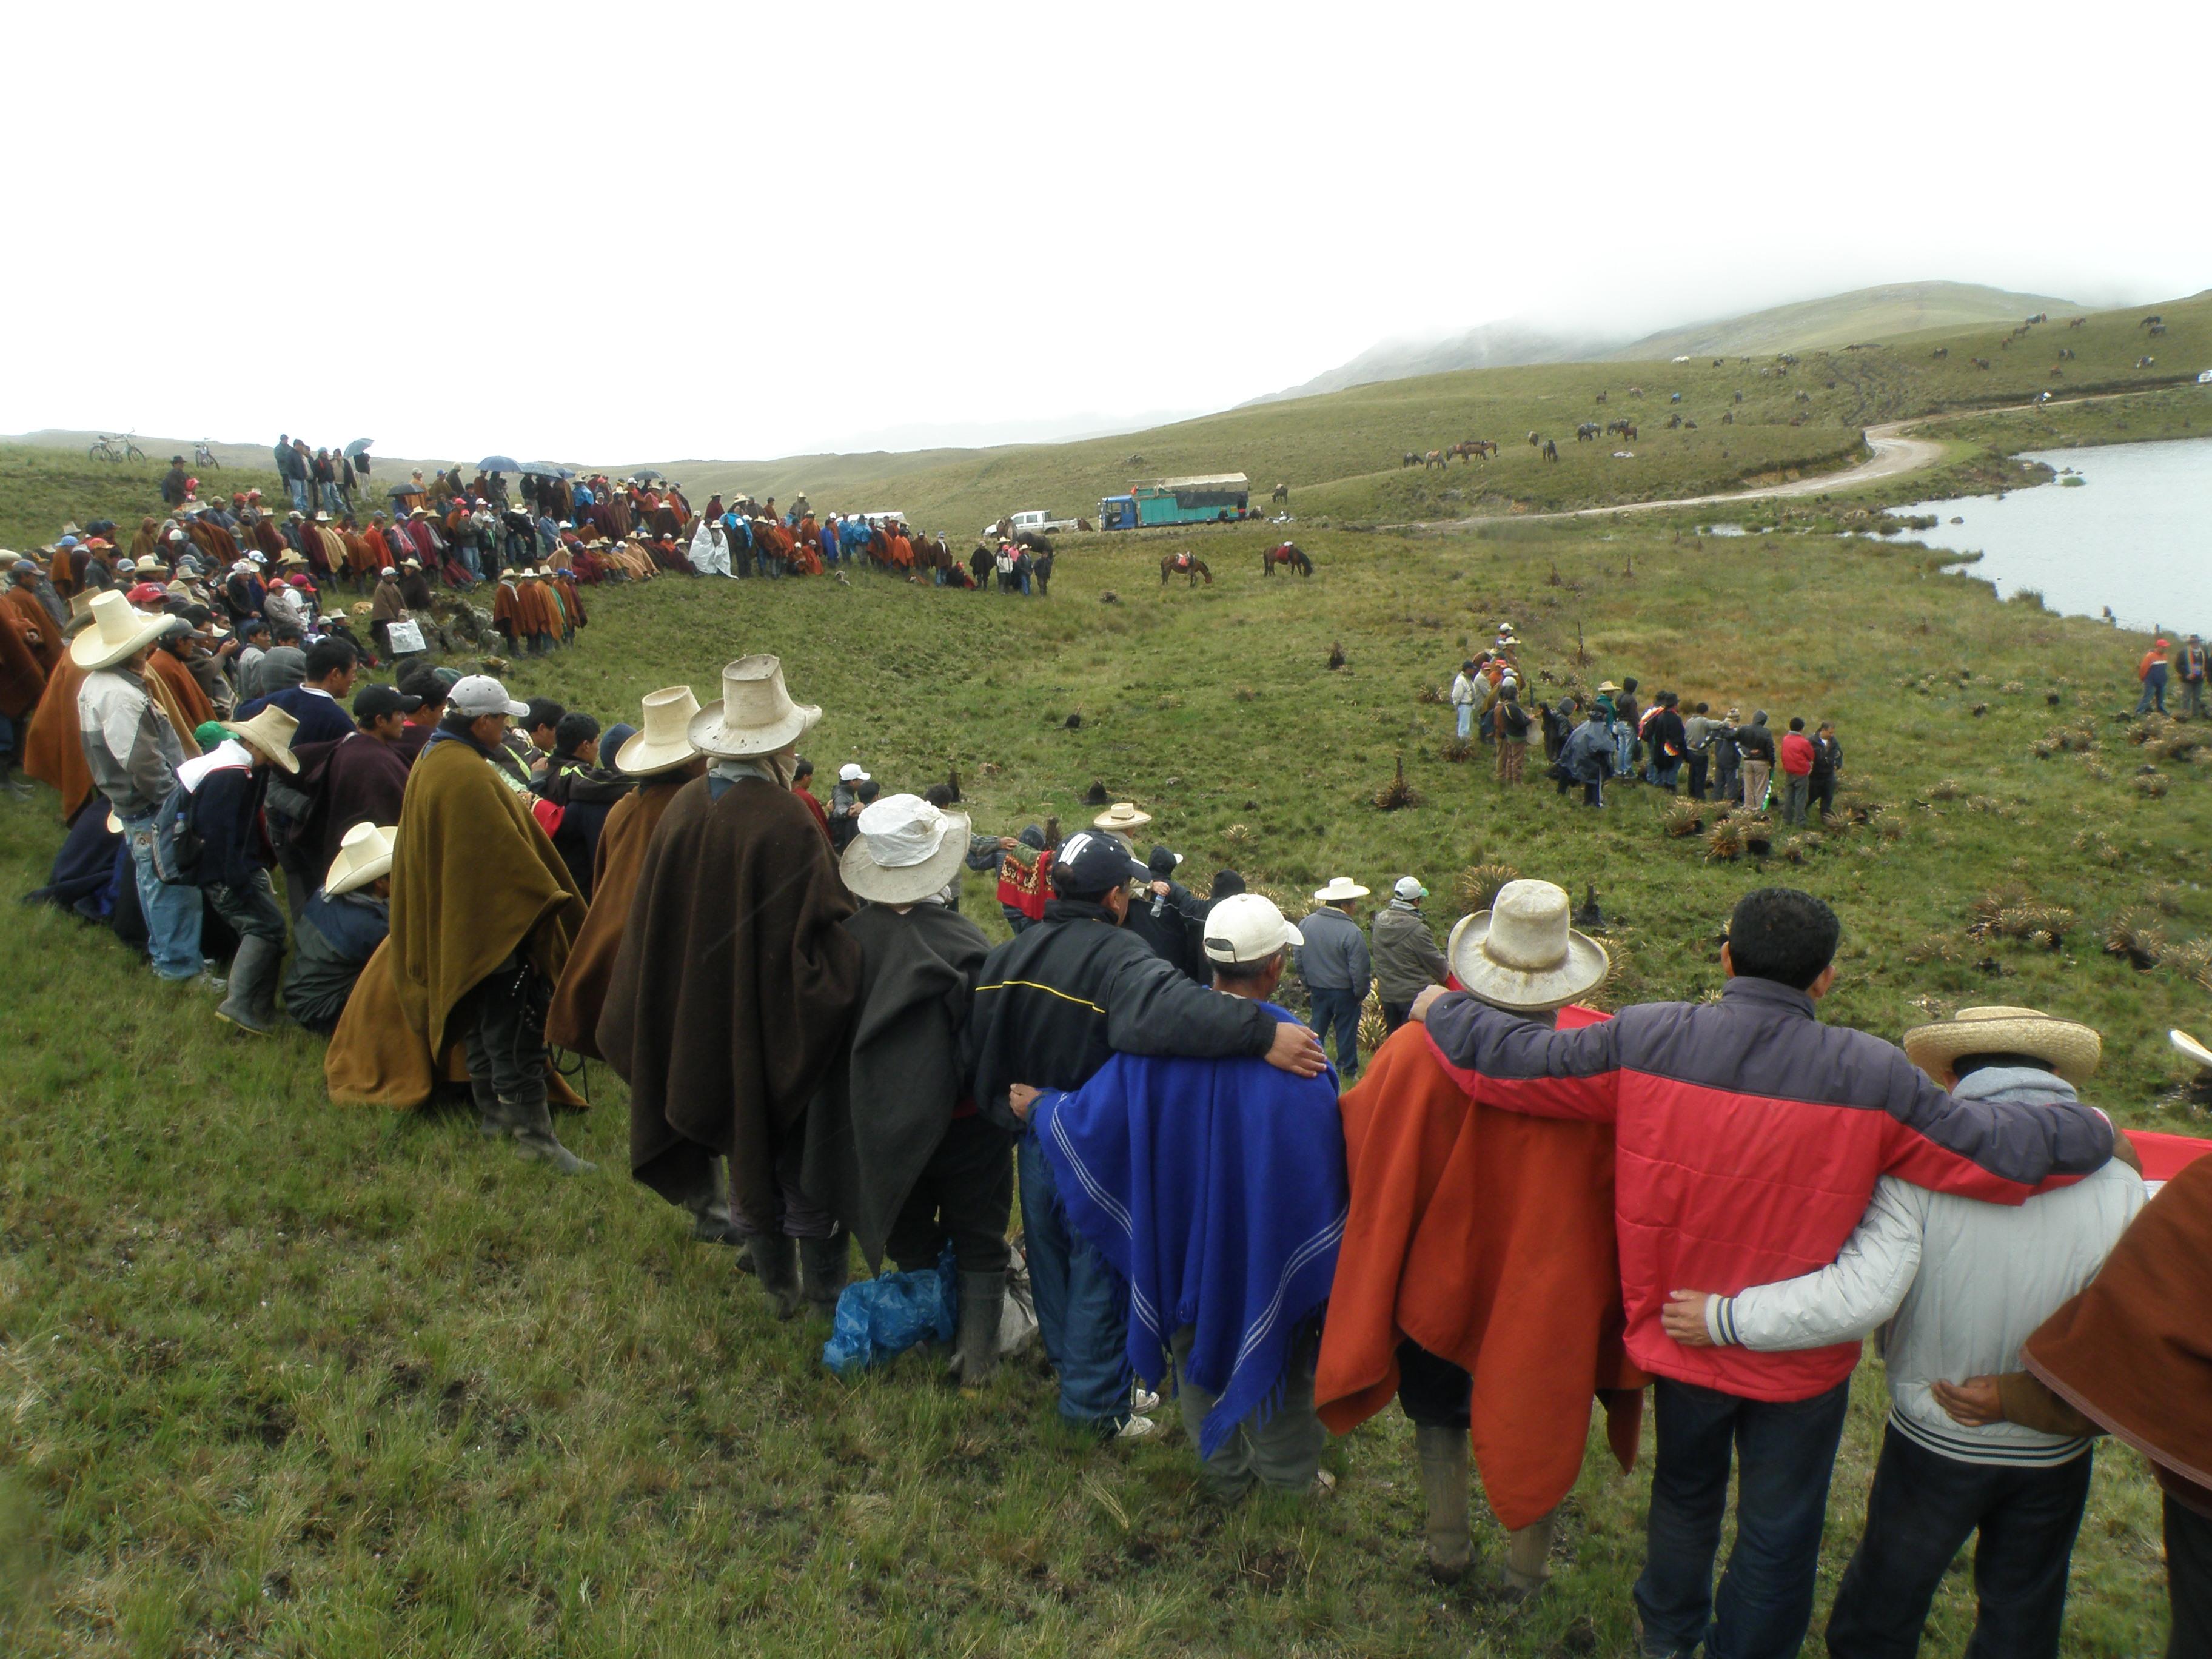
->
[1394,876,1429,901]
[448,675,528,719]
[1202,893,1305,966]
[838,763,870,783]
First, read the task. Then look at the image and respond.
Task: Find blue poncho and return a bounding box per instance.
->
[1034,1002,1347,1456]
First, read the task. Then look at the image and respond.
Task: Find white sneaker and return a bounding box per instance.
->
[1114,1414,1159,1441]
[1131,1387,1162,1413]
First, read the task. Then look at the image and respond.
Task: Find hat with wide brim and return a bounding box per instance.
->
[70,591,177,671]
[221,703,301,774]
[1447,879,1610,1013]
[1093,802,1153,832]
[1903,1005,2102,1085]
[840,799,972,907]
[688,654,822,757]
[617,685,703,776]
[324,822,397,897]
[1312,876,1371,904]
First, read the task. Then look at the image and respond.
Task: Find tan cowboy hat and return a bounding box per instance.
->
[2174,1030,2212,1070]
[688,654,821,757]
[0,549,20,568]
[840,794,972,907]
[278,550,307,566]
[221,704,301,774]
[70,591,175,671]
[324,822,397,897]
[1597,680,1620,694]
[1902,1006,2101,1085]
[1312,876,1371,905]
[349,601,374,617]
[616,685,703,776]
[1093,802,1153,832]
[1447,879,1610,1012]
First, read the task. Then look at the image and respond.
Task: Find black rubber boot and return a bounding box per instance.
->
[507,1093,595,1176]
[213,935,283,1035]
[746,1233,802,1319]
[799,1231,851,1319]
[686,1155,742,1244]
[947,1269,1006,1388]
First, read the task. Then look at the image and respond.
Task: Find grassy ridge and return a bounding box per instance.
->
[2,500,2204,1655]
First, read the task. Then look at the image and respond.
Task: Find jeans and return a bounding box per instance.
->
[1305,985,1363,1078]
[1823,1427,2091,1659]
[320,481,344,514]
[1715,757,1739,803]
[1687,752,1710,799]
[1171,1323,1324,1500]
[124,811,203,979]
[2137,674,2168,716]
[285,477,309,512]
[1019,1129,1131,1432]
[1613,722,1637,776]
[1650,759,1682,791]
[1780,773,1811,826]
[1811,773,1837,818]
[2170,1492,2212,1659]
[2185,677,2208,720]
[207,868,287,944]
[1455,703,1472,740]
[1634,1376,1851,1659]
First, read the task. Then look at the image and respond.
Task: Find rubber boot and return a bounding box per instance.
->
[1414,1424,1473,1582]
[799,1230,851,1319]
[472,1078,511,1139]
[947,1269,1007,1388]
[214,935,283,1035]
[1501,1509,1557,1601]
[747,1233,802,1319]
[506,1091,595,1176]
[687,1156,742,1244]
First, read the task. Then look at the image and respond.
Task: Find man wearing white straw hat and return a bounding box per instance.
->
[1299,877,1372,1082]
[284,823,396,1037]
[1410,886,2117,1659]
[601,656,866,1317]
[802,793,1015,1384]
[73,589,204,981]
[172,702,301,1034]
[1663,1005,2147,1659]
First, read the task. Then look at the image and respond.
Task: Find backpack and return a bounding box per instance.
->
[150,779,207,886]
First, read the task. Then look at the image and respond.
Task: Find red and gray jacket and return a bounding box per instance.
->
[1424,977,2114,1401]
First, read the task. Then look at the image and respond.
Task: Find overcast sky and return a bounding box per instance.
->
[9,0,2204,465]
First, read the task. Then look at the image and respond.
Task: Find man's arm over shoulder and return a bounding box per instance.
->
[1875,1043,2113,1201]
[1103,947,1273,1061]
[1710,1176,1925,1349]
[1419,991,1620,1121]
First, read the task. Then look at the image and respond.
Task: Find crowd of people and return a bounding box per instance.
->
[4,471,2209,1659]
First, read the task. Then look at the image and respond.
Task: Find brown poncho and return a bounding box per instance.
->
[2024,1151,2212,1509]
[598,773,863,1223]
[388,732,585,1056]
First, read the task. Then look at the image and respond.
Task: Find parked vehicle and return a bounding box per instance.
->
[982,509,1079,537]
[1097,472,1252,531]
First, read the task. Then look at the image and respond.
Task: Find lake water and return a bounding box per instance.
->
[1889,435,2212,635]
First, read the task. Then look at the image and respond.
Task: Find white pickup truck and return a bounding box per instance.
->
[984,509,1081,537]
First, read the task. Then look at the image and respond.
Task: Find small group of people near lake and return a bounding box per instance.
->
[9,594,2210,1657]
[2138,634,2210,720]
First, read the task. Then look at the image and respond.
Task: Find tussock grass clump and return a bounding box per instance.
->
[1705,820,1746,862]
[1358,993,1390,1053]
[1456,863,1518,910]
[2133,772,2170,799]
[2104,910,2168,971]
[2162,936,2212,991]
[1373,757,1421,812]
[1923,778,1965,802]
[1904,933,1961,965]
[2147,880,2186,917]
[1414,683,1448,706]
[2071,828,2125,866]
[1661,800,1706,838]
[1439,737,1475,764]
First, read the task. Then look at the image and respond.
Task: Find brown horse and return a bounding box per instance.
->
[1161,549,1212,586]
[1262,542,1313,577]
[1271,482,1290,503]
[1424,450,1447,470]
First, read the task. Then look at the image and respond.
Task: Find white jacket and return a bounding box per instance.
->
[1449,672,1477,708]
[1706,1067,2146,1467]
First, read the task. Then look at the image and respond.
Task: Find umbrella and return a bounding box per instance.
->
[344,437,375,457]
[478,454,523,474]
[387,481,424,498]
[523,463,573,477]
[630,468,665,483]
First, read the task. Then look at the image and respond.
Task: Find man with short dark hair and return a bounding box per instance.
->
[394,662,454,763]
[1808,720,1843,819]
[537,711,631,902]
[1778,716,1815,826]
[235,635,358,916]
[1682,702,1716,801]
[1409,886,2116,1659]
[292,682,420,877]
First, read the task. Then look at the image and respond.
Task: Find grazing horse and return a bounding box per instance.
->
[1424,450,1447,469]
[1401,451,1420,468]
[2140,315,2163,329]
[1626,386,1644,399]
[1666,414,1682,429]
[1526,431,1540,447]
[1733,389,1744,403]
[2067,317,2085,328]
[1576,423,1599,442]
[1262,541,1313,577]
[1971,357,1991,370]
[2148,323,2167,338]
[1720,410,1734,424]
[1541,438,1560,461]
[1594,389,1609,404]
[1683,418,1697,429]
[1931,347,1949,359]
[1161,549,1212,586]
[2137,355,2157,369]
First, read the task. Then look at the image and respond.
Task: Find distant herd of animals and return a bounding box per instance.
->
[1937,310,2174,379]
[1152,541,1314,586]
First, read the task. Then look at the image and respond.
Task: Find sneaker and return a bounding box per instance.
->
[1131,1387,1161,1414]
[1114,1415,1159,1442]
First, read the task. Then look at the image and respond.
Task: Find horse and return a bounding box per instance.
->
[1262,541,1313,577]
[1541,438,1560,461]
[1665,414,1682,430]
[1526,431,1540,447]
[1270,481,1290,503]
[1594,389,1609,404]
[1971,358,1991,370]
[1424,450,1447,470]
[2067,317,2085,329]
[1720,410,1734,424]
[1683,418,1697,429]
[1626,386,1644,399]
[1931,347,1949,359]
[2139,315,2163,329]
[1161,549,1212,586]
[1576,423,1600,442]
[1401,451,1421,468]
[2148,323,2167,338]
[1669,391,1682,404]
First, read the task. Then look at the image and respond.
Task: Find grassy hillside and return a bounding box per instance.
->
[1610,280,2084,362]
[2,498,2205,1655]
[0,448,286,554]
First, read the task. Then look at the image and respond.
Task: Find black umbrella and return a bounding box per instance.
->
[387,481,424,498]
[630,468,665,483]
[524,463,573,478]
[478,454,523,474]
[344,437,375,457]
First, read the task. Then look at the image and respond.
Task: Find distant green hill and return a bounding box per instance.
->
[1607,280,2084,363]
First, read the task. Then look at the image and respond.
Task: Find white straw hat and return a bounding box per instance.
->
[324,822,397,897]
[69,591,176,671]
[1093,802,1153,831]
[1447,879,1609,1012]
[840,794,971,906]
[1312,876,1370,905]
[221,704,301,774]
[615,685,703,776]
[688,654,822,757]
[1902,1006,2102,1085]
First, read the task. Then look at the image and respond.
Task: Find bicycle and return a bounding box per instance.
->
[194,441,220,469]
[87,432,147,463]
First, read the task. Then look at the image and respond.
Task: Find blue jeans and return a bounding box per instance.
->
[1634,1376,1851,1659]
[1823,1427,2091,1659]
[1018,1130,1131,1432]
[2137,674,2167,716]
[320,481,344,514]
[1455,703,1472,740]
[124,811,203,979]
[1614,722,1637,777]
[285,477,309,512]
[1306,985,1363,1078]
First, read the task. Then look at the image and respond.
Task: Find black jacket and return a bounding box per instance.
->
[1810,734,1843,780]
[541,759,632,901]
[1646,708,1687,762]
[961,898,1276,1132]
[190,761,273,890]
[1733,722,1776,763]
[1124,878,1208,984]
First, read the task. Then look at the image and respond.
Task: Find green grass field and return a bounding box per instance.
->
[3,465,2206,1654]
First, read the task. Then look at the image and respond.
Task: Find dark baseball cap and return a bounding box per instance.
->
[354,683,423,721]
[1053,830,1153,896]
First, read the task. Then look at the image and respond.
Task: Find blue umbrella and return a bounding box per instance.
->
[478,454,523,473]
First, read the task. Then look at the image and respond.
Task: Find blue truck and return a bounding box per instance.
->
[1098,472,1253,531]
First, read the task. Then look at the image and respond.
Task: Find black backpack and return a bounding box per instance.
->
[150,779,206,886]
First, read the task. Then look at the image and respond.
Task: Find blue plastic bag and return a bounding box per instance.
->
[820,1250,958,1377]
